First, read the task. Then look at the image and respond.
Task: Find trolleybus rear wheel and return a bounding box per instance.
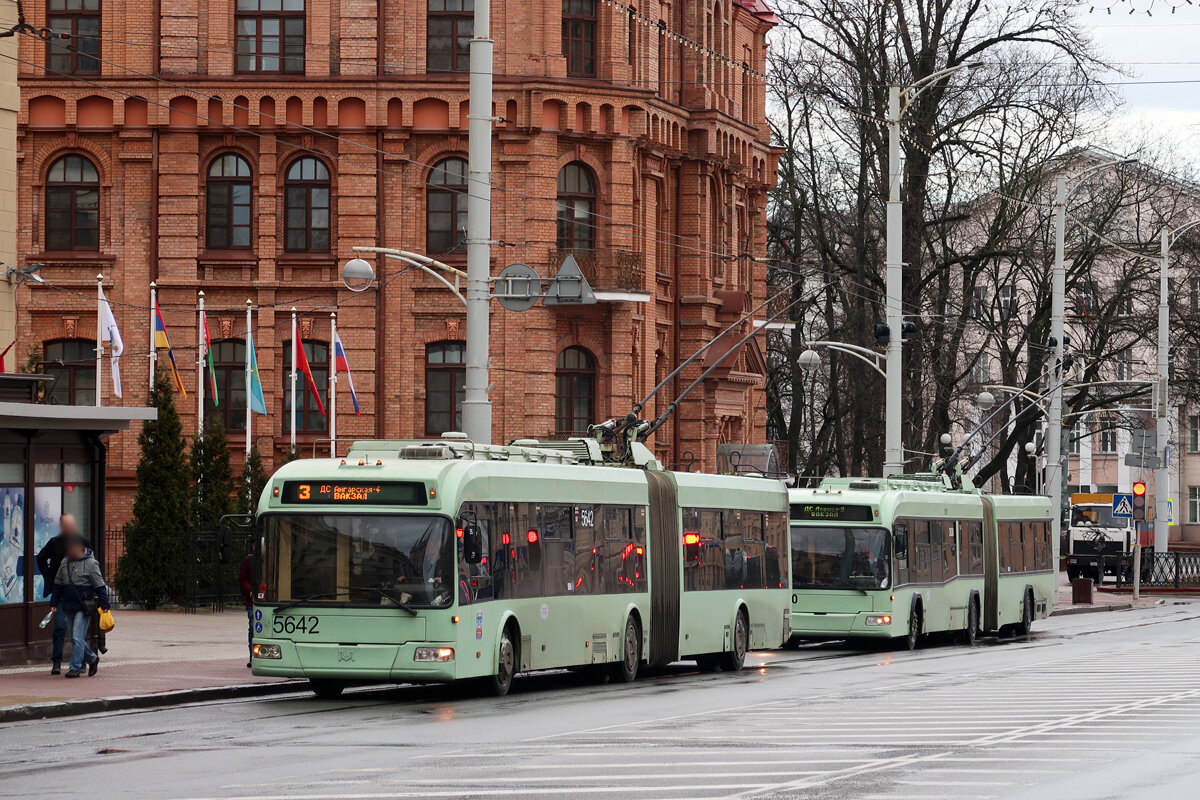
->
[1019,592,1033,637]
[905,607,922,651]
[309,679,345,699]
[964,599,979,646]
[491,627,517,696]
[613,615,641,683]
[720,609,749,672]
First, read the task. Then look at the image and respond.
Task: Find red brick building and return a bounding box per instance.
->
[15,0,779,527]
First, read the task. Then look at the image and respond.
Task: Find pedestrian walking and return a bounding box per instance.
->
[49,536,110,678]
[35,514,91,675]
[239,553,254,668]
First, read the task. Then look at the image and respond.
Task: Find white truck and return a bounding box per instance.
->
[1065,502,1150,584]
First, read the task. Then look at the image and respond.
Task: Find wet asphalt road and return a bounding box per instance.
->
[3,603,1200,800]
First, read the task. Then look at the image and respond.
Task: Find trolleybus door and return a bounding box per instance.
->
[981,495,999,632]
[645,471,681,668]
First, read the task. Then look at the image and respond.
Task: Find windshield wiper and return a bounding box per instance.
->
[832,581,869,595]
[273,592,339,612]
[336,585,419,615]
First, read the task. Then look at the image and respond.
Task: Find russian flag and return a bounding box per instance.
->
[333,332,361,415]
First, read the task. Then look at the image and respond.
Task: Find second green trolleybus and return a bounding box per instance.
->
[250,434,791,696]
[788,475,1054,648]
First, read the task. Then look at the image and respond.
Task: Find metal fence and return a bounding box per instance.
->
[100,519,255,611]
[1098,552,1200,590]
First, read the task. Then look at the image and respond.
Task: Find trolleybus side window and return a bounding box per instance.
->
[1022,521,1037,571]
[933,520,957,581]
[682,508,724,591]
[1030,520,1052,571]
[764,512,786,588]
[999,521,1023,572]
[960,520,984,575]
[541,504,574,595]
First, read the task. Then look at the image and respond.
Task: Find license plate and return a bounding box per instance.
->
[272,614,320,635]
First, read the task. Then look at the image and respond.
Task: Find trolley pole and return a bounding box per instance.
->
[463,0,494,443]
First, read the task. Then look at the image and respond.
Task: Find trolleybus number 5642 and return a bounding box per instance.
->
[273,615,320,635]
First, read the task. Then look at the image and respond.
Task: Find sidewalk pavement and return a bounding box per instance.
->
[1051,569,1165,616]
[0,609,300,723]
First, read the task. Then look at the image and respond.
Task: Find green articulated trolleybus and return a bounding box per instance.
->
[788,474,1055,649]
[250,434,791,697]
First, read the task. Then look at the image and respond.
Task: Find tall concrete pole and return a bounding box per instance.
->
[884,84,904,477]
[463,0,494,442]
[1047,175,1067,554]
[1157,229,1171,553]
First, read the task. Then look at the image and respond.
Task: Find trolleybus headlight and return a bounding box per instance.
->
[414,647,455,662]
[253,643,282,659]
[865,615,892,627]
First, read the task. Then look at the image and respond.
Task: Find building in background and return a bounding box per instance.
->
[14,0,780,530]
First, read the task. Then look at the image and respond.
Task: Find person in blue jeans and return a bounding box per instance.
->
[49,536,110,678]
[35,514,90,675]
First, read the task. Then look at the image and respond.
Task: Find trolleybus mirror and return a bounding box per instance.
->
[461,523,484,564]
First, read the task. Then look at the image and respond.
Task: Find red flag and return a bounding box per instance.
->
[295,340,326,417]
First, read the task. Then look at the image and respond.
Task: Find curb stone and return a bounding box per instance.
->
[1050,603,1134,617]
[0,680,305,724]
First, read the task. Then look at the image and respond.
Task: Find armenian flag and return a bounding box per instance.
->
[154,301,187,397]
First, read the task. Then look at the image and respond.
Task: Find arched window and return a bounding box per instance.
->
[555,346,595,434]
[282,340,329,433]
[206,154,253,250]
[428,0,473,72]
[427,157,468,255]
[562,0,597,77]
[556,162,596,251]
[43,339,97,406]
[206,339,248,432]
[284,157,331,252]
[425,340,465,435]
[45,154,100,251]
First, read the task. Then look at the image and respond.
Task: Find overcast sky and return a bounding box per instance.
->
[1086,9,1200,162]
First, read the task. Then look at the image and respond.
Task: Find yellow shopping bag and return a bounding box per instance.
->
[98,609,116,633]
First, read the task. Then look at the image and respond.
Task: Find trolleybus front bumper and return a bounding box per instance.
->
[252,639,460,682]
[788,611,894,640]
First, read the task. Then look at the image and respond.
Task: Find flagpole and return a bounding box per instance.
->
[245,299,252,458]
[95,274,103,407]
[197,291,205,432]
[149,282,158,396]
[290,308,298,453]
[329,312,337,458]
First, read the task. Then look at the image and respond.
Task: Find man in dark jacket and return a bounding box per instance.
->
[49,536,110,678]
[35,515,91,674]
[238,554,254,668]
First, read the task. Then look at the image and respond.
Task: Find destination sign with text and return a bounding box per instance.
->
[281,481,427,506]
[790,503,875,522]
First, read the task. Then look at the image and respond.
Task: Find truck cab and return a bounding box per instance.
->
[1065,503,1142,584]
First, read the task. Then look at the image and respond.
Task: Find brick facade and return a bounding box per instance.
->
[16,0,779,530]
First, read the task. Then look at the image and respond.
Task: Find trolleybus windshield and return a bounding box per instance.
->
[263,514,456,608]
[791,526,890,590]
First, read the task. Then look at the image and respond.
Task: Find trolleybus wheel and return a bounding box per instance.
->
[309,679,345,699]
[1019,592,1033,637]
[905,607,922,651]
[491,626,517,697]
[613,615,641,683]
[720,609,749,672]
[964,599,979,646]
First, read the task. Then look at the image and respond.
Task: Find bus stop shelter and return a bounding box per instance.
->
[0,374,155,664]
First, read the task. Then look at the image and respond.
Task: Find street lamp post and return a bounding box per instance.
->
[884,63,976,477]
[1156,220,1200,552]
[1047,158,1133,554]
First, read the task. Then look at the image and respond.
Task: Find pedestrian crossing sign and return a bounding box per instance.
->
[1112,494,1134,518]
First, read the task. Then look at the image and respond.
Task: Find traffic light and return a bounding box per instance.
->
[874,321,917,346]
[1132,481,1148,521]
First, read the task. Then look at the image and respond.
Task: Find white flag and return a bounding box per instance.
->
[99,287,123,398]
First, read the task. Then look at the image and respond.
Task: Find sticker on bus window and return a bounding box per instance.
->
[540,603,550,620]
